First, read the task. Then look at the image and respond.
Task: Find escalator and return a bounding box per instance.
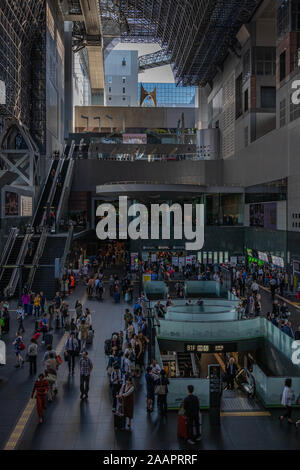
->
[22,236,40,288]
[177,352,194,377]
[32,159,59,227]
[51,158,69,212]
[31,236,67,298]
[0,236,24,293]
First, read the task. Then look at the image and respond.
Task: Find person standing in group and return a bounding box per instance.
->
[47,301,55,330]
[280,378,295,424]
[226,357,237,390]
[154,369,169,416]
[16,305,25,334]
[145,366,155,413]
[13,332,25,368]
[33,294,41,318]
[40,291,46,315]
[31,373,49,424]
[79,351,93,400]
[110,363,123,412]
[117,377,135,429]
[78,319,89,352]
[27,339,38,375]
[65,332,79,375]
[183,385,202,445]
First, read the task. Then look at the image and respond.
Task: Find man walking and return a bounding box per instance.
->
[79,351,93,400]
[65,332,79,375]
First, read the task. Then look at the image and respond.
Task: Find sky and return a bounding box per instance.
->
[113,42,175,83]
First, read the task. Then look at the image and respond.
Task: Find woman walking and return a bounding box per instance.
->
[117,378,135,429]
[13,332,25,368]
[280,378,295,424]
[31,373,49,423]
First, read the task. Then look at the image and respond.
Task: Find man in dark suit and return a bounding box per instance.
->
[226,357,238,390]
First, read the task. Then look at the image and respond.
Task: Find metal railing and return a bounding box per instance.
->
[0,227,18,274]
[59,224,74,280]
[6,233,32,297]
[56,141,75,225]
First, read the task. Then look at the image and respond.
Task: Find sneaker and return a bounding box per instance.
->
[195,436,202,441]
[80,394,84,399]
[187,439,195,445]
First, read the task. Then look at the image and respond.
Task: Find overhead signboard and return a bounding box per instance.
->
[258,251,269,263]
[123,134,147,144]
[271,255,284,268]
[20,195,33,217]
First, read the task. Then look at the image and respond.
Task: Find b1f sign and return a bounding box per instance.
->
[0,340,6,365]
[0,80,6,105]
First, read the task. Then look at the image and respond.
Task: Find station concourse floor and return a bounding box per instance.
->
[1,284,300,450]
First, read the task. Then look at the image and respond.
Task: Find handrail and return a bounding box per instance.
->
[6,233,33,297]
[27,227,48,290]
[191,353,198,377]
[56,141,75,224]
[0,227,18,268]
[40,157,65,226]
[59,224,74,280]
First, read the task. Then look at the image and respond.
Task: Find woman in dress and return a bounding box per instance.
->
[117,378,135,429]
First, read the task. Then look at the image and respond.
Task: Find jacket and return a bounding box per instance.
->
[183,394,200,418]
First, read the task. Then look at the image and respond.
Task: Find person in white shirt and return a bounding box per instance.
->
[280,378,295,423]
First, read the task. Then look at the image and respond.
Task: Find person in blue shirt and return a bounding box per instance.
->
[281,320,294,338]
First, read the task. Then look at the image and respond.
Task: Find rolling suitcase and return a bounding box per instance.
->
[177,414,188,440]
[86,329,94,344]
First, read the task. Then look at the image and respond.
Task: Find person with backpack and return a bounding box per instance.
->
[13,332,25,368]
[27,339,38,375]
[16,305,25,334]
[154,369,169,416]
[65,332,79,375]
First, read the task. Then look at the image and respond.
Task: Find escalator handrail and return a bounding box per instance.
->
[34,143,67,227]
[55,141,75,224]
[27,227,48,290]
[32,159,57,226]
[0,227,18,268]
[59,224,74,280]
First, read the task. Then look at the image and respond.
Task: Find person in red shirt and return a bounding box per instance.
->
[31,373,49,423]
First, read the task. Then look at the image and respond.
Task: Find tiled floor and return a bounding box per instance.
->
[2,282,300,450]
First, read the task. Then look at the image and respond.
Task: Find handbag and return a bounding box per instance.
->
[20,342,26,351]
[154,380,166,395]
[64,350,69,361]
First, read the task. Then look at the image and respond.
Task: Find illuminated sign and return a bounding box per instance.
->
[184,343,237,353]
